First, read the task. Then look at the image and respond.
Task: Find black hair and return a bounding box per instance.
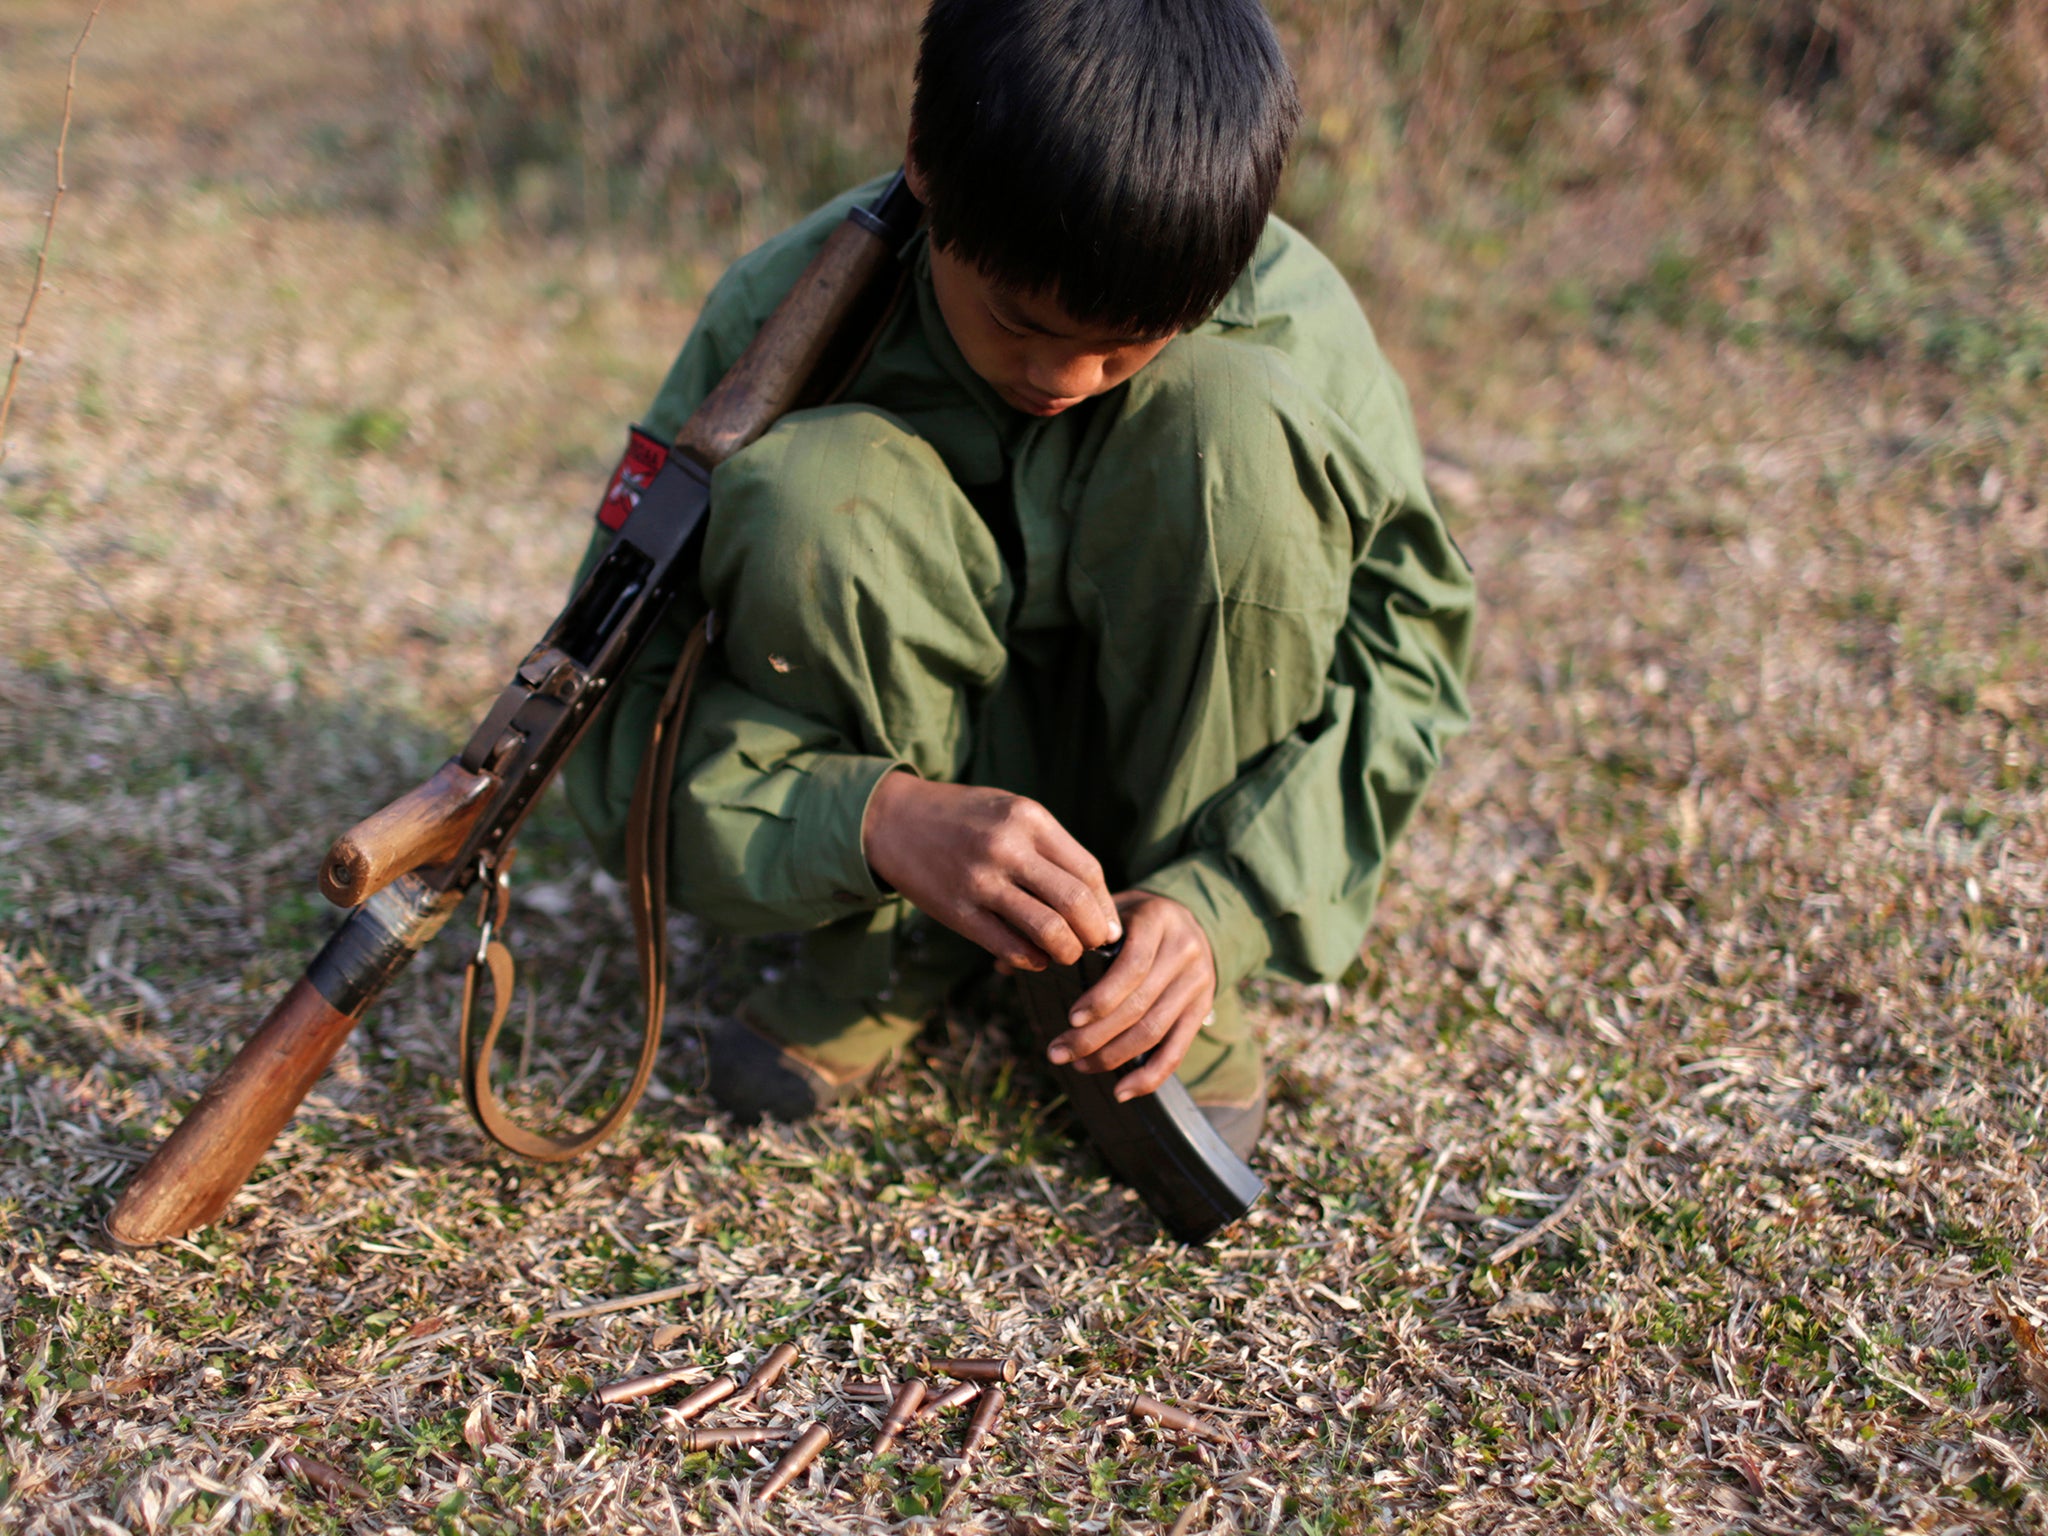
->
[910,0,1300,337]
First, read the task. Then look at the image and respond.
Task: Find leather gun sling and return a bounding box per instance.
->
[458,618,706,1162]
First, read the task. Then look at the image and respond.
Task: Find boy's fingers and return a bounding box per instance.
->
[955,908,1053,973]
[1052,956,1172,1064]
[1068,946,1145,1027]
[1073,972,1202,1074]
[987,885,1086,968]
[1018,858,1118,953]
[1112,1005,1209,1100]
[1031,821,1120,942]
[1063,926,1158,1035]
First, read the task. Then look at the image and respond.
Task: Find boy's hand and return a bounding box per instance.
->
[1047,892,1216,1102]
[862,771,1121,971]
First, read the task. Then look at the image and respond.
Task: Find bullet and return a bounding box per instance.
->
[1130,1394,1233,1444]
[728,1342,799,1408]
[670,1375,738,1421]
[927,1356,1018,1384]
[870,1378,926,1456]
[678,1425,778,1451]
[839,1378,890,1403]
[758,1422,830,1506]
[595,1365,696,1408]
[960,1387,1005,1460]
[916,1379,981,1419]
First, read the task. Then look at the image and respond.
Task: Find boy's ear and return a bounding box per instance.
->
[903,146,931,206]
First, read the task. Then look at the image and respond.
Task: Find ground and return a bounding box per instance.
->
[2,1,2046,1532]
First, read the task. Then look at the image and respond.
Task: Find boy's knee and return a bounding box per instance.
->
[706,405,986,617]
[700,405,1010,735]
[1102,336,1350,609]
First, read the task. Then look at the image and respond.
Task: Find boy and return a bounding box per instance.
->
[566,0,1475,1157]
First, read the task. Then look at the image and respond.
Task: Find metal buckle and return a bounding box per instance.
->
[473,857,510,965]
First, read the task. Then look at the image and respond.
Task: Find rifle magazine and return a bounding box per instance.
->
[1016,950,1264,1244]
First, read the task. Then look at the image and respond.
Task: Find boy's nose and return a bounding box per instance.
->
[1026,349,1106,401]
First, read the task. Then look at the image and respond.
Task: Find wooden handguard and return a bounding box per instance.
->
[674,213,901,467]
[319,759,492,907]
[105,978,358,1247]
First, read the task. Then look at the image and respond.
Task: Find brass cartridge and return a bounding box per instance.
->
[917,1379,981,1418]
[678,1425,778,1451]
[870,1378,926,1456]
[595,1365,695,1408]
[758,1422,830,1505]
[728,1342,799,1408]
[927,1356,1018,1384]
[960,1387,1005,1459]
[670,1374,738,1421]
[958,1392,1007,1458]
[1129,1394,1232,1444]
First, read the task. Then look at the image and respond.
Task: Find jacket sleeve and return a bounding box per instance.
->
[1136,474,1476,991]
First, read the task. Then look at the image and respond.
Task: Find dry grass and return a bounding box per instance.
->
[4,0,2048,1531]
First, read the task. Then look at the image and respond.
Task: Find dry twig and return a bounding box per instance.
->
[545,1283,695,1322]
[1484,1159,1628,1268]
[0,0,106,469]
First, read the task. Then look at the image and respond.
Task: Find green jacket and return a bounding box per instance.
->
[566,181,1475,991]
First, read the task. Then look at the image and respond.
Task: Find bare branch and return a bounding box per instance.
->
[0,0,108,469]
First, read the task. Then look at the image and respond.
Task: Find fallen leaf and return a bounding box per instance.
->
[1732,1450,1766,1497]
[280,1451,373,1501]
[463,1396,501,1452]
[1976,683,2028,722]
[1995,1298,2048,1400]
[1488,1290,1564,1323]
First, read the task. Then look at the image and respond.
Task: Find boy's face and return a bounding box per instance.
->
[927,239,1177,418]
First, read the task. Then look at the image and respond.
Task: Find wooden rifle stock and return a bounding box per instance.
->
[106,979,358,1246]
[107,174,925,1247]
[108,873,465,1247]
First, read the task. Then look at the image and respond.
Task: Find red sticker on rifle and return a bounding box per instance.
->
[596,426,671,531]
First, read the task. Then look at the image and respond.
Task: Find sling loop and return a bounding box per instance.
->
[456,618,708,1160]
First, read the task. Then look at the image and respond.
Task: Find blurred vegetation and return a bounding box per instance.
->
[366,0,2048,405]
[377,0,2048,236]
[376,0,919,239]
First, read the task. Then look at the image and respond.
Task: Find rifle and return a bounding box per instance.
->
[107,172,1261,1250]
[105,173,925,1247]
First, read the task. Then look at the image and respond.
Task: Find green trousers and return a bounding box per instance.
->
[673,335,1355,1102]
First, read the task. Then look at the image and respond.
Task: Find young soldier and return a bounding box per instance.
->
[566,0,1475,1157]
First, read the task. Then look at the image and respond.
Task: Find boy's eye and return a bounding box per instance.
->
[987,305,1031,338]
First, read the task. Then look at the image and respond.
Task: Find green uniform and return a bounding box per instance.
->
[565,179,1475,1094]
